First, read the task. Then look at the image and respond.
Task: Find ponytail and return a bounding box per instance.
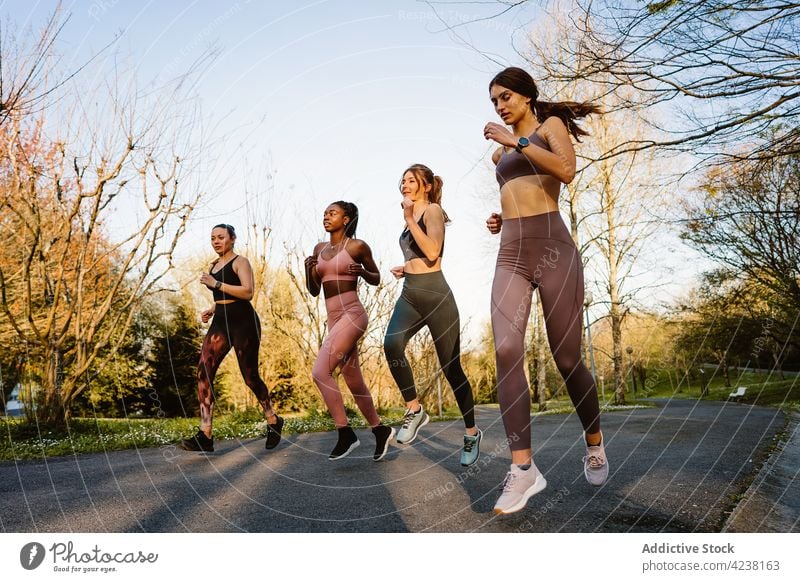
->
[534,100,602,142]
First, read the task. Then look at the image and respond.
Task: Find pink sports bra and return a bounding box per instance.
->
[316,243,358,283]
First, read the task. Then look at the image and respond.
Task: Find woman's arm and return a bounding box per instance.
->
[305,243,325,296]
[199,257,254,300]
[347,239,380,286]
[484,116,576,183]
[404,203,444,262]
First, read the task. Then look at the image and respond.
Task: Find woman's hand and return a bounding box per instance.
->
[390,265,405,279]
[200,273,217,289]
[201,307,215,323]
[304,255,318,271]
[346,263,366,278]
[483,122,517,148]
[486,212,502,234]
[401,196,414,222]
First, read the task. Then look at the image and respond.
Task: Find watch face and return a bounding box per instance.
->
[518,137,530,148]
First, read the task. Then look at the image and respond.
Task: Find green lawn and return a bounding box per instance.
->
[629,368,799,412]
[0,407,462,461]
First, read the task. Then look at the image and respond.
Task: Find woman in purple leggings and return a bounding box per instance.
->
[483,67,608,514]
[305,201,394,461]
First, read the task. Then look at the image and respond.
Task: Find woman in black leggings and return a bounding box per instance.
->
[383,164,480,467]
[179,224,283,452]
[484,67,606,514]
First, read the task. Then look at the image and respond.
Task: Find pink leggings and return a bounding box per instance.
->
[491,212,601,452]
[312,291,380,428]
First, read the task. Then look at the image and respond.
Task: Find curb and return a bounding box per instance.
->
[722,411,800,532]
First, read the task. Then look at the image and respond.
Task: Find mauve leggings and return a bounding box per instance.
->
[312,290,380,428]
[491,211,601,452]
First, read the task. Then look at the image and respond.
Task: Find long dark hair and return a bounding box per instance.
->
[401,164,450,224]
[490,67,602,142]
[331,201,359,238]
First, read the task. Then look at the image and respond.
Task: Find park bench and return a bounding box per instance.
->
[728,387,748,401]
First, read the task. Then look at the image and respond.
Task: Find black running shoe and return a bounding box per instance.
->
[179,429,214,452]
[328,426,360,460]
[265,415,284,450]
[371,425,395,461]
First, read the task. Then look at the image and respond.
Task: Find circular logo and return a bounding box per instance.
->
[20,542,46,570]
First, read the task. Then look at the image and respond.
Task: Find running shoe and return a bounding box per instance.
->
[179,429,214,452]
[329,426,360,460]
[371,425,395,461]
[493,463,547,515]
[583,432,609,486]
[264,415,284,450]
[395,406,429,444]
[460,429,482,467]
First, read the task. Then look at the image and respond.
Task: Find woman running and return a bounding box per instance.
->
[304,201,394,461]
[483,67,607,514]
[383,164,480,467]
[180,224,283,452]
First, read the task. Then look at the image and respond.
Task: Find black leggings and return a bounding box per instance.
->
[491,211,600,451]
[384,271,475,429]
[197,301,273,430]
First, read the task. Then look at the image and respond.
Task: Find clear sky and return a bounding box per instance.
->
[6,0,703,343]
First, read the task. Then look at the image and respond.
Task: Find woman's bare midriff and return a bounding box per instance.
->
[499,174,561,219]
[322,280,358,299]
[403,256,442,275]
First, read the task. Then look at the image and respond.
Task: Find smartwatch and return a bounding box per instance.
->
[515,136,530,153]
[214,280,222,290]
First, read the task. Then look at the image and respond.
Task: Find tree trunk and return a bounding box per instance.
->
[39,342,66,426]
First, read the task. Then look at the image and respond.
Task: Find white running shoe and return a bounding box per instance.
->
[395,406,429,444]
[493,463,547,515]
[583,432,609,486]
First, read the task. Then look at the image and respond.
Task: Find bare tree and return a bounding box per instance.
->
[0,33,206,424]
[427,0,799,166]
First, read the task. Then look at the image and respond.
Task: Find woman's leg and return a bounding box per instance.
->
[383,292,426,403]
[229,307,276,419]
[196,322,232,436]
[491,267,535,459]
[537,245,601,436]
[339,351,381,427]
[312,301,374,429]
[424,287,476,429]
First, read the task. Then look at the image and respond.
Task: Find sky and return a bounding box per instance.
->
[6,0,706,343]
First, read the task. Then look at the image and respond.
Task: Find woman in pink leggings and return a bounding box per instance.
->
[484,67,608,514]
[304,201,395,461]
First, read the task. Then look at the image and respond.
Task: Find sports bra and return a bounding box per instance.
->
[316,242,358,283]
[399,207,444,262]
[210,256,242,301]
[495,131,550,187]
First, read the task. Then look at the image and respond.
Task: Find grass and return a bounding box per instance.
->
[629,368,800,411]
[6,368,793,462]
[0,406,463,461]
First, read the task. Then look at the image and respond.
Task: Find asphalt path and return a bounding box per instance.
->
[0,399,791,533]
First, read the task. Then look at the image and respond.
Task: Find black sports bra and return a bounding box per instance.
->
[210,256,242,301]
[495,132,550,187]
[399,208,444,262]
